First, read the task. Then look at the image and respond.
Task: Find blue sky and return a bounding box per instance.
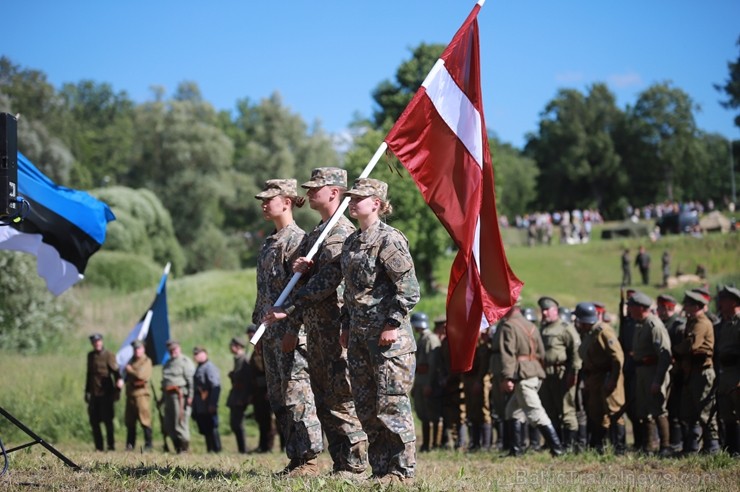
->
[4,0,739,149]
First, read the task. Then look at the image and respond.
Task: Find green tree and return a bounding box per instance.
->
[491,138,538,218]
[715,36,740,129]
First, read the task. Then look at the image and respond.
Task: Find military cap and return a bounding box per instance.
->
[165,339,180,348]
[592,301,605,313]
[718,285,740,302]
[131,339,144,348]
[192,346,206,355]
[657,294,678,306]
[690,287,712,302]
[683,290,708,306]
[230,336,247,347]
[538,296,559,309]
[433,316,447,326]
[245,323,257,334]
[343,178,388,201]
[89,333,103,342]
[255,179,298,199]
[627,291,652,308]
[301,167,347,189]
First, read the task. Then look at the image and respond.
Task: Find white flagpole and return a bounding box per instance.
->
[250,142,388,345]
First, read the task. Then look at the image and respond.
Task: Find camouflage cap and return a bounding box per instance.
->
[538,296,559,309]
[627,291,652,308]
[131,339,144,348]
[255,179,298,199]
[683,290,708,306]
[718,285,740,302]
[343,178,387,201]
[301,167,347,189]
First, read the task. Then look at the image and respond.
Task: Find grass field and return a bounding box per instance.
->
[0,229,738,490]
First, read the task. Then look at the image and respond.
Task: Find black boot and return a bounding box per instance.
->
[669,419,684,454]
[656,415,673,457]
[576,423,588,454]
[725,422,740,457]
[105,421,115,451]
[211,430,222,453]
[481,423,492,451]
[538,424,564,457]
[610,423,626,456]
[495,421,505,451]
[631,419,644,452]
[143,427,153,451]
[682,422,700,455]
[507,420,523,457]
[126,427,136,451]
[468,424,481,451]
[205,433,214,452]
[91,424,104,451]
[562,428,575,452]
[700,425,720,455]
[590,426,607,454]
[528,425,542,452]
[420,420,431,452]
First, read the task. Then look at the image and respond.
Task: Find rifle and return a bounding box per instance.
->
[150,382,170,453]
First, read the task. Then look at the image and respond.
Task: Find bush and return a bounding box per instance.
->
[83,251,163,292]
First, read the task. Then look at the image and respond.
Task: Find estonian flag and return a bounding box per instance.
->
[0,152,116,295]
[116,263,172,371]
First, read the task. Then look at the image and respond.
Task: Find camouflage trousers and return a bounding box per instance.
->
[348,331,416,478]
[307,323,368,472]
[262,331,323,461]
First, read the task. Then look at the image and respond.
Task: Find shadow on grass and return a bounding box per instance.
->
[92,462,266,481]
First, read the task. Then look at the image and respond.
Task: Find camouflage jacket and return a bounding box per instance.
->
[286,215,355,330]
[252,221,306,337]
[341,220,420,341]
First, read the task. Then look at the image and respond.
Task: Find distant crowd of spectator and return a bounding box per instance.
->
[499,209,604,246]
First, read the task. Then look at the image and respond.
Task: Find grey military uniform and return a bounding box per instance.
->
[161,354,195,448]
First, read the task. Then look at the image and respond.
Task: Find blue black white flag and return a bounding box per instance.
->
[0,152,115,295]
[116,263,172,371]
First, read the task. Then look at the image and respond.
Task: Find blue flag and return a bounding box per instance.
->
[116,263,172,370]
[0,152,116,295]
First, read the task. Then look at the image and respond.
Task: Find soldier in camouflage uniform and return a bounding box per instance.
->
[85,333,123,451]
[340,178,420,484]
[227,336,251,454]
[716,286,740,456]
[463,328,493,451]
[161,339,195,453]
[254,179,323,476]
[499,301,564,457]
[411,312,441,452]
[537,296,581,450]
[574,303,625,454]
[265,168,368,475]
[628,292,673,456]
[657,294,687,452]
[674,290,719,454]
[124,339,153,451]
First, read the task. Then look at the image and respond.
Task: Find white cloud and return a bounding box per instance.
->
[607,71,643,88]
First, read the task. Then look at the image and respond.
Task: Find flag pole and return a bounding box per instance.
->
[250,142,388,345]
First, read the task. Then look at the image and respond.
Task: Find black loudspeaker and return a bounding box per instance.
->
[0,112,19,218]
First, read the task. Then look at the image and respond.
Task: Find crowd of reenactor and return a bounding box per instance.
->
[412,284,740,458]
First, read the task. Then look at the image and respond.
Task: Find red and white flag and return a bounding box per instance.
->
[385,1,523,372]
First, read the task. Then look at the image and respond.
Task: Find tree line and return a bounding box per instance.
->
[1,40,738,285]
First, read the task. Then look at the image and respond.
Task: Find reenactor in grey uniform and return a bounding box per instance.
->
[254,179,323,476]
[411,312,441,452]
[124,339,153,451]
[628,292,672,456]
[574,303,625,454]
[462,328,493,451]
[434,317,467,450]
[85,333,123,451]
[657,294,686,452]
[266,167,368,475]
[227,336,251,454]
[499,301,564,457]
[674,290,719,454]
[161,339,195,453]
[192,346,222,453]
[716,286,740,456]
[537,296,581,450]
[340,178,420,484]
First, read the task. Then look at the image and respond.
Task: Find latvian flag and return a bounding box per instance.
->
[385,0,523,372]
[0,152,115,295]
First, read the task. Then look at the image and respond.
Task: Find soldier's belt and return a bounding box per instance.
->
[517,355,539,362]
[132,380,147,388]
[164,385,182,393]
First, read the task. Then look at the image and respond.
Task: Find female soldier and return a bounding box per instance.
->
[253,179,323,477]
[340,178,420,484]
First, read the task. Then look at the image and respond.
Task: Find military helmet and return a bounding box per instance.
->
[574,302,598,324]
[558,306,572,323]
[410,312,429,329]
[522,307,537,323]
